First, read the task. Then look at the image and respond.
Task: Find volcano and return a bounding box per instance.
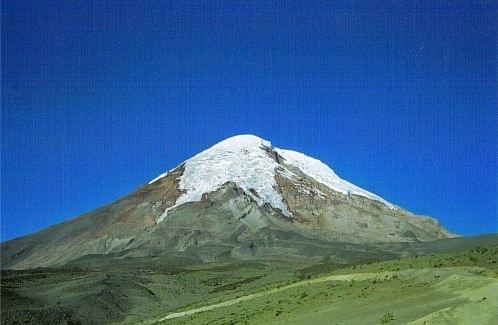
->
[1,135,455,270]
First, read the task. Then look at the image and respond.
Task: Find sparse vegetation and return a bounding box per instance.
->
[2,244,497,324]
[380,312,395,323]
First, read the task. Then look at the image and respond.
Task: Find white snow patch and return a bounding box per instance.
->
[276,167,298,180]
[155,135,291,223]
[151,134,396,223]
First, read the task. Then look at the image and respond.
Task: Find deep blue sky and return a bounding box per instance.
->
[1,1,496,241]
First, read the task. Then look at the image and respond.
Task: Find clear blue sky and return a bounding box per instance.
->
[1,1,496,241]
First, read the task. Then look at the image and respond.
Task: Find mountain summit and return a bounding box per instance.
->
[1,135,455,269]
[151,134,393,223]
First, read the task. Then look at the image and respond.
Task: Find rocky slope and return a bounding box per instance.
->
[1,135,455,270]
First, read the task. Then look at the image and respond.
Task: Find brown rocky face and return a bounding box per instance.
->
[271,153,454,243]
[1,164,187,269]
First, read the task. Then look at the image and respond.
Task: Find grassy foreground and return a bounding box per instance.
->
[1,245,497,324]
[146,247,498,325]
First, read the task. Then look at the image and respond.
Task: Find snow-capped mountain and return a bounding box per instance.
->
[1,135,455,270]
[151,134,393,223]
